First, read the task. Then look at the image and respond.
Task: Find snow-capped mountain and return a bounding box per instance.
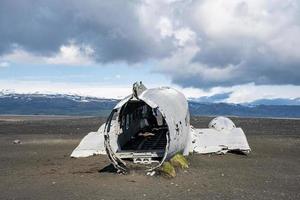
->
[0,91,119,116]
[0,91,300,118]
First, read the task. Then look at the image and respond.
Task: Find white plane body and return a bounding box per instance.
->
[71,82,250,172]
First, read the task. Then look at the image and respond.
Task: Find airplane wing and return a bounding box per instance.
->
[71,121,118,158]
[71,116,251,158]
[190,126,251,154]
[70,124,106,158]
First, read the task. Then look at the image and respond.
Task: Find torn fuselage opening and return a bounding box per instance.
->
[105,99,170,171]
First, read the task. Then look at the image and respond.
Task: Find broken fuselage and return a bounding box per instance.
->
[104,83,191,172]
[71,82,251,173]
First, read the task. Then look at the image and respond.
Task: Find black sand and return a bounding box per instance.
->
[0,116,299,200]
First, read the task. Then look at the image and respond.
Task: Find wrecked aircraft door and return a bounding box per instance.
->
[71,82,251,173]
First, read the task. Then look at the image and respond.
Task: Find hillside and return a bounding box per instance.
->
[1,92,300,118]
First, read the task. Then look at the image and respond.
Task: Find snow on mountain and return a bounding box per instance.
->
[0,90,118,103]
[0,91,300,118]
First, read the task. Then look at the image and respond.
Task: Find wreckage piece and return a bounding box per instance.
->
[103,82,191,172]
[71,124,105,158]
[71,122,115,157]
[71,131,104,157]
[191,117,251,154]
[208,116,236,131]
[71,82,251,173]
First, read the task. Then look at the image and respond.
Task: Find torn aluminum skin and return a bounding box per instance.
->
[71,82,251,172]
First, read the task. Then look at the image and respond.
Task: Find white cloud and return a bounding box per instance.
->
[115,74,121,79]
[0,43,95,66]
[173,82,300,103]
[148,0,300,87]
[0,61,10,68]
[0,0,300,91]
[46,44,95,65]
[157,17,173,38]
[191,0,300,61]
[1,80,299,103]
[225,83,300,104]
[0,49,41,64]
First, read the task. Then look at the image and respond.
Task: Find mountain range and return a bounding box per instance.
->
[0,92,300,118]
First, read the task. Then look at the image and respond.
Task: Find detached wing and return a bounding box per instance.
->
[70,123,106,158]
[191,127,251,154]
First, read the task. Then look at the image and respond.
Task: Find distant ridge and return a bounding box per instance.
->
[0,92,300,118]
[189,102,300,118]
[0,92,118,116]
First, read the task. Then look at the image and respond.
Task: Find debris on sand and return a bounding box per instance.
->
[12,139,21,144]
[160,162,176,178]
[146,171,156,176]
[160,154,189,178]
[170,154,189,169]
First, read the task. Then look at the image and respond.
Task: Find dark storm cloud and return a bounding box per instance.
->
[1,0,300,88]
[0,0,174,62]
[175,38,300,88]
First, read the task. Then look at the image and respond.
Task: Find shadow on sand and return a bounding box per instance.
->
[98,164,118,173]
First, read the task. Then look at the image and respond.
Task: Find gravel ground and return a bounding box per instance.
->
[0,116,299,200]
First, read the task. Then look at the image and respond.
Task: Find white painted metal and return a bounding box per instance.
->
[71,83,251,172]
[138,87,190,157]
[103,84,190,172]
[208,116,236,131]
[191,127,251,154]
[70,121,118,158]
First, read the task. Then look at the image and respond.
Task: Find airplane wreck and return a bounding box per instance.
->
[71,82,250,173]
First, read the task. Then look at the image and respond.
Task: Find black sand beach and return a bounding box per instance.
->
[0,116,299,200]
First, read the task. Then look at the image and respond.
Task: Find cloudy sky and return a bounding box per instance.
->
[0,0,300,103]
